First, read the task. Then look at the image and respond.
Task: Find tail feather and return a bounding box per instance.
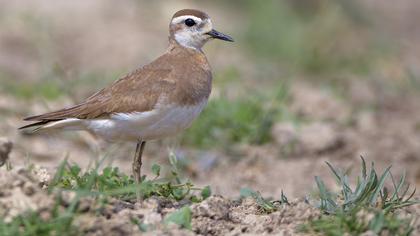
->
[20,103,87,132]
[23,103,84,121]
[19,119,84,132]
[18,120,57,130]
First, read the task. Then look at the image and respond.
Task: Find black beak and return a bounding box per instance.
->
[206,29,234,42]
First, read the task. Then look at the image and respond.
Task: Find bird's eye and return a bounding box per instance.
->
[184,18,196,27]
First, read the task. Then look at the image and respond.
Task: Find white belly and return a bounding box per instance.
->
[84,99,208,142]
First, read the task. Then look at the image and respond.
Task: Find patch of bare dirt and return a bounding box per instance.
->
[0,166,51,222]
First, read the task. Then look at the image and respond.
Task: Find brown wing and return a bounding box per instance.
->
[23,59,175,122]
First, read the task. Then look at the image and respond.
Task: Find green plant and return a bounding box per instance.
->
[301,157,419,235]
[301,207,413,236]
[50,161,135,200]
[0,196,79,236]
[240,188,289,214]
[164,206,192,230]
[315,157,418,214]
[182,97,276,148]
[50,154,212,202]
[181,75,294,149]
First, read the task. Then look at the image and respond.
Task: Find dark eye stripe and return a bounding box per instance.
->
[184,18,196,27]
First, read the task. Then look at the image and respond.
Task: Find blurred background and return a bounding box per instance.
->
[1,0,420,198]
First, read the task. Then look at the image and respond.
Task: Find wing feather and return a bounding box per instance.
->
[22,66,174,122]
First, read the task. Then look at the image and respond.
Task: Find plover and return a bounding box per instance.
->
[19,9,233,183]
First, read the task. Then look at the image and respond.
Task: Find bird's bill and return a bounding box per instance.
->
[206,29,234,42]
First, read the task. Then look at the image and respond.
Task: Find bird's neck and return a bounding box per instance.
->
[165,39,210,72]
[168,37,204,53]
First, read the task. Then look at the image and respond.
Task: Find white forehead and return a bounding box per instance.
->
[171,15,203,25]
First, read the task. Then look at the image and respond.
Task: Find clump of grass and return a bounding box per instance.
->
[301,157,419,235]
[240,188,289,214]
[0,194,79,236]
[182,97,276,149]
[315,157,418,214]
[50,153,212,202]
[301,207,414,235]
[0,212,78,236]
[182,76,293,149]
[164,206,193,230]
[50,161,135,200]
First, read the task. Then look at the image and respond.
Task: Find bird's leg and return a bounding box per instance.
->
[133,141,146,184]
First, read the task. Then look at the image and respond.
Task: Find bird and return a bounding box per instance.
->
[19,9,233,184]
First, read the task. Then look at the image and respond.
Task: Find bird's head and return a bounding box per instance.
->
[169,9,234,50]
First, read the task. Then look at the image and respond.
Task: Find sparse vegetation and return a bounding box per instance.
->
[0,152,213,235]
[301,207,414,236]
[0,208,78,236]
[238,0,389,77]
[240,188,289,214]
[301,157,419,235]
[182,98,276,148]
[1,155,419,235]
[182,84,291,149]
[164,206,193,230]
[317,157,418,213]
[50,154,212,202]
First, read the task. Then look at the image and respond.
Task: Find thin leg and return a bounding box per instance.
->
[132,141,146,183]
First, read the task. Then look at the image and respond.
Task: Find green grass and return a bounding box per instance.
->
[237,0,390,77]
[301,207,413,236]
[0,185,81,236]
[182,98,274,148]
[315,157,418,213]
[164,206,193,230]
[50,154,212,202]
[182,83,292,149]
[301,157,419,235]
[0,207,78,236]
[0,77,62,100]
[240,187,289,214]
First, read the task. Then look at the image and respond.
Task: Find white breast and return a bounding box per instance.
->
[84,99,208,142]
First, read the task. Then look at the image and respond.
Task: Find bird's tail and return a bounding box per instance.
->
[19,119,85,132]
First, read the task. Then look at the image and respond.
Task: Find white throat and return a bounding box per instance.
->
[174,31,206,50]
